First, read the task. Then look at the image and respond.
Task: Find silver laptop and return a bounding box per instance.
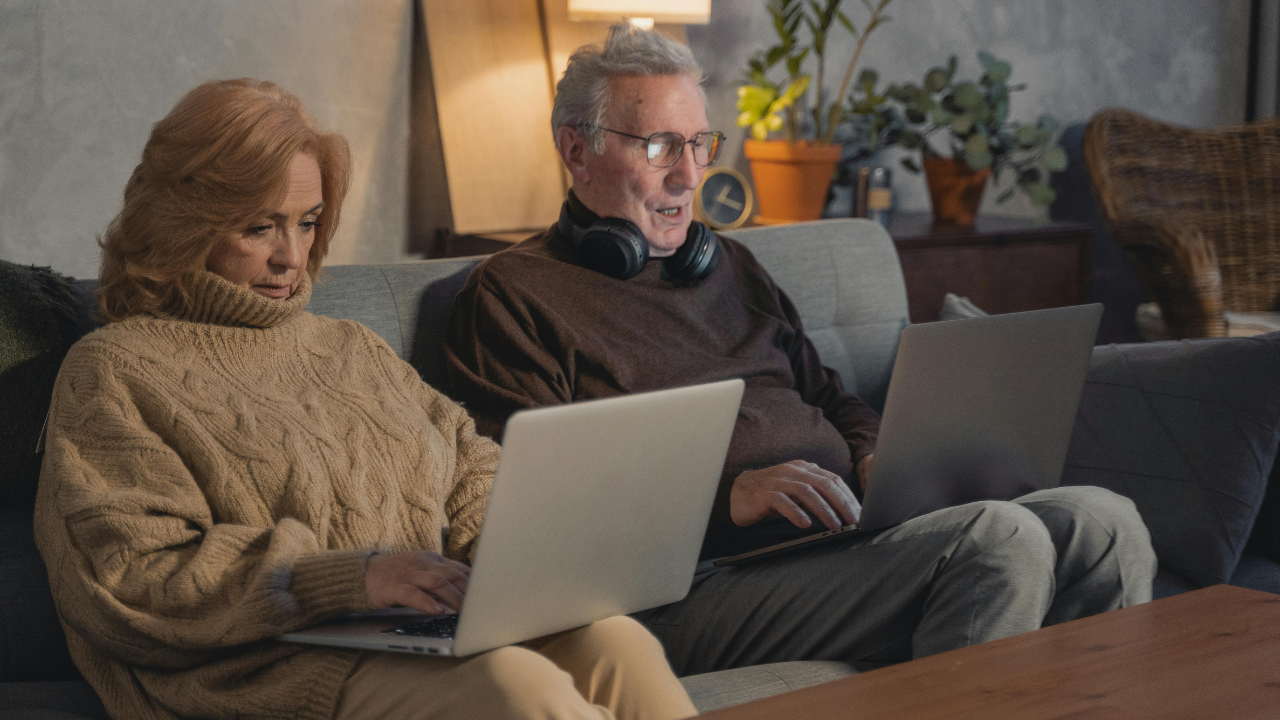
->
[281,379,744,657]
[716,304,1102,566]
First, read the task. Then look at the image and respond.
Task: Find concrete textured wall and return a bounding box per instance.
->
[0,0,412,279]
[0,0,1254,275]
[688,0,1252,217]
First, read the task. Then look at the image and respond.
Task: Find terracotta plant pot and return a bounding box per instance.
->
[743,139,842,224]
[922,155,992,226]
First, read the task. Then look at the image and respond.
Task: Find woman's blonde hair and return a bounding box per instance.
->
[98,78,352,322]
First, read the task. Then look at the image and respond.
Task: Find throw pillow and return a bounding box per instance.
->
[1245,461,1280,564]
[1060,333,1280,587]
[0,261,97,509]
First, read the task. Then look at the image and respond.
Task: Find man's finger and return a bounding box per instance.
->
[848,494,862,524]
[786,469,856,527]
[800,462,857,503]
[766,490,811,529]
[784,481,844,530]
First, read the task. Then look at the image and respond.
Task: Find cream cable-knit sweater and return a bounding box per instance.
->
[34,271,497,720]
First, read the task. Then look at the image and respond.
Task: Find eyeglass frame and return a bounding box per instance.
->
[581,125,725,168]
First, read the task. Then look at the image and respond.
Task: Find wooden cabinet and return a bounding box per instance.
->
[888,212,1092,323]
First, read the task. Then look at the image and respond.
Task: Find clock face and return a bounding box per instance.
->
[696,168,753,229]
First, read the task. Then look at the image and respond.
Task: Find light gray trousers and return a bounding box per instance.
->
[632,486,1157,676]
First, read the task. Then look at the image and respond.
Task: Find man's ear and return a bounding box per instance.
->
[556,125,590,184]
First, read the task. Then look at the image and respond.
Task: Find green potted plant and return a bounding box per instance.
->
[849,51,1068,225]
[735,0,894,223]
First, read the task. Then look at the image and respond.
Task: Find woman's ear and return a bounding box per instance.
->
[555,125,590,185]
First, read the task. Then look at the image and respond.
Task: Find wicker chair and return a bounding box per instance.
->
[1084,108,1280,339]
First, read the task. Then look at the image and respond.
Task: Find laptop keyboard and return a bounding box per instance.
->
[383,615,458,639]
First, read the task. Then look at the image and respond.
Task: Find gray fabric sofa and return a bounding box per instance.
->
[3,218,1278,719]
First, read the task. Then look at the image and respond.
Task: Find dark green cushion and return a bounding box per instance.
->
[0,262,96,510]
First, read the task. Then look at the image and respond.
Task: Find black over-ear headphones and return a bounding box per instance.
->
[557,191,720,286]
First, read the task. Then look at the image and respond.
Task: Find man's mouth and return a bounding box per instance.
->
[657,207,681,218]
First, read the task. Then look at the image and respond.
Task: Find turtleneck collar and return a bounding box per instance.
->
[159,271,313,328]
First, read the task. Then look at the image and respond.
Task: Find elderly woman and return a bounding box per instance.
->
[33,79,695,720]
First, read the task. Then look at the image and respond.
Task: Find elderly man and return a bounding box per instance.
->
[445,26,1156,676]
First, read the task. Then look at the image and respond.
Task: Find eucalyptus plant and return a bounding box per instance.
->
[849,51,1068,205]
[736,0,894,144]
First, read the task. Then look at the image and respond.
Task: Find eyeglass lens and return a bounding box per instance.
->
[646,132,723,168]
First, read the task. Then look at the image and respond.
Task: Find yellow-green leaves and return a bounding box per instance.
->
[736,76,811,141]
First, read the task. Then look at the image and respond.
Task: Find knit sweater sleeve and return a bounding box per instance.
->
[33,340,374,669]
[358,327,498,562]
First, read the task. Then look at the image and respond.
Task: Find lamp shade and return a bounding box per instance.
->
[567,0,711,24]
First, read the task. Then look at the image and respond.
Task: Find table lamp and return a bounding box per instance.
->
[567,0,711,29]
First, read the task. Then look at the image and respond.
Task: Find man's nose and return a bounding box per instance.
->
[666,145,702,191]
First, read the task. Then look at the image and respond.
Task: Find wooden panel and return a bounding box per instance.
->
[701,585,1280,720]
[983,241,1083,315]
[896,246,983,323]
[422,0,567,234]
[540,1,687,91]
[536,4,687,192]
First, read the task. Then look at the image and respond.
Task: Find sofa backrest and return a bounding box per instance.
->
[17,218,906,685]
[304,259,480,394]
[305,218,908,411]
[70,220,908,404]
[724,219,908,412]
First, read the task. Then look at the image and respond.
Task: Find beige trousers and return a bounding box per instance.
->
[334,616,697,720]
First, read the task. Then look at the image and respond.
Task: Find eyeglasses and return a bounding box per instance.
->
[589,126,725,168]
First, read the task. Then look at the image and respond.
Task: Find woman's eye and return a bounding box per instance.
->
[245,224,273,236]
[300,220,318,232]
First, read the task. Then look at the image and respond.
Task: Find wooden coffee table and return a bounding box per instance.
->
[696,584,1280,719]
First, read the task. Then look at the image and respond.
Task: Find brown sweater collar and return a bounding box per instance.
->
[159,271,313,328]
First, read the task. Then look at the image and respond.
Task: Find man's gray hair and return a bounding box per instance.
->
[552,24,705,153]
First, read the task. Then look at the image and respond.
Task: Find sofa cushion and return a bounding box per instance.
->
[1061,334,1280,587]
[0,681,107,720]
[1245,458,1280,565]
[1229,552,1280,594]
[0,510,80,683]
[679,661,856,714]
[307,260,483,397]
[0,263,97,510]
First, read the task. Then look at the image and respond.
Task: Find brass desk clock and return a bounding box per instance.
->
[694,167,754,230]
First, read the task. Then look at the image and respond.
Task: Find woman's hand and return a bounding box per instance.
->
[365,551,470,615]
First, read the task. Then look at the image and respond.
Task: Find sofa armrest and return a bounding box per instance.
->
[1110,218,1225,339]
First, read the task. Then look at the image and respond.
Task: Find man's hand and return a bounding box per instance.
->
[365,551,470,615]
[857,454,874,495]
[730,460,860,531]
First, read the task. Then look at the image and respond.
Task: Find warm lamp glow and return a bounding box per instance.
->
[567,0,711,25]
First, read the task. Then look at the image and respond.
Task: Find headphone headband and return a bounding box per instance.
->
[558,192,720,285]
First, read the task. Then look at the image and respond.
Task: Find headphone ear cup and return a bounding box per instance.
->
[579,217,650,280]
[661,222,720,286]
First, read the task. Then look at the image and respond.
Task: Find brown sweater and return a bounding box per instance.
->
[446,227,880,558]
[34,271,496,720]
